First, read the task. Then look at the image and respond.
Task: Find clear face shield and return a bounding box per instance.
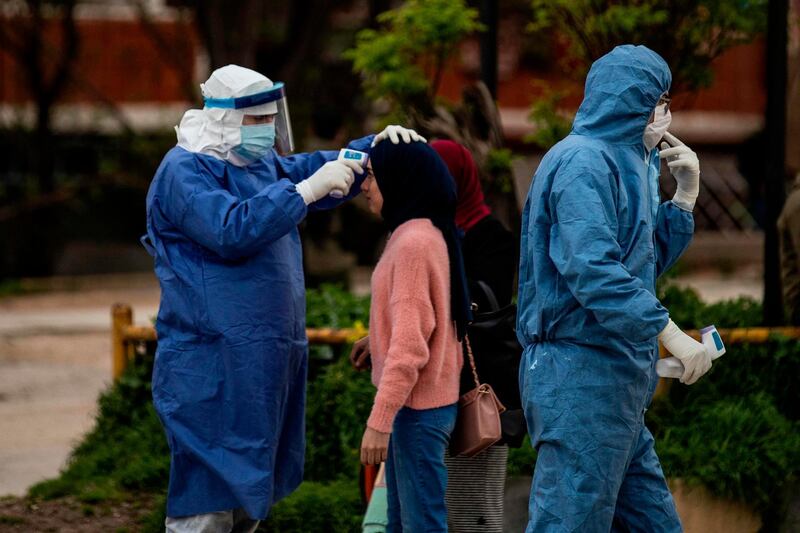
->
[204,82,295,155]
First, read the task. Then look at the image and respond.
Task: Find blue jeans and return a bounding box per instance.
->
[385,404,458,533]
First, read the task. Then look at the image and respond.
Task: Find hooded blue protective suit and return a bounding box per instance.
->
[517,45,692,532]
[145,137,372,519]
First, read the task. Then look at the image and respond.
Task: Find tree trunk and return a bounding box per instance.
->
[0,0,79,277]
[195,0,261,69]
[35,96,55,194]
[763,0,789,325]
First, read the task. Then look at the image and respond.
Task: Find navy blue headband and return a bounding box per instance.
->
[204,82,286,110]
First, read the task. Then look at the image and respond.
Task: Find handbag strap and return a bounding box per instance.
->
[464,335,481,390]
[475,280,500,312]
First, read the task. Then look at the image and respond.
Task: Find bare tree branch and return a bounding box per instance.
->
[1,0,80,192]
[42,0,78,106]
[130,0,198,104]
[194,0,260,69]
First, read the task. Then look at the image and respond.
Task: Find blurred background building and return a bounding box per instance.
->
[0,0,797,281]
[1,1,799,525]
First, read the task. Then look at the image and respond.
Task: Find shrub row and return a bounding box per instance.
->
[30,283,800,529]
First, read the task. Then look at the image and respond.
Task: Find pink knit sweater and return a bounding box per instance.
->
[366,218,462,433]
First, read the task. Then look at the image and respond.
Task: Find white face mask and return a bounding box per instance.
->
[643,103,672,151]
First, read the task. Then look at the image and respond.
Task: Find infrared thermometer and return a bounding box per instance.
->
[329,149,369,198]
[657,325,726,379]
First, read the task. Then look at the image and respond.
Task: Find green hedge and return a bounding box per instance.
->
[658,284,764,330]
[651,394,800,516]
[29,282,800,528]
[650,285,799,523]
[305,356,374,482]
[260,481,362,533]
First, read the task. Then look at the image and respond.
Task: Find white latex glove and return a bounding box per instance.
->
[371,125,427,147]
[658,319,712,385]
[659,131,700,211]
[295,159,362,205]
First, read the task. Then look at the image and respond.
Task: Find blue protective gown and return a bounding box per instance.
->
[516,45,693,532]
[144,136,373,519]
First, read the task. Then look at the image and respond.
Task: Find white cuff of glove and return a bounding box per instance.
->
[658,318,682,343]
[295,180,316,205]
[672,188,697,212]
[658,318,712,385]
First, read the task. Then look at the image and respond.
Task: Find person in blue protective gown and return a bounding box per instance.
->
[143,64,426,533]
[516,45,713,532]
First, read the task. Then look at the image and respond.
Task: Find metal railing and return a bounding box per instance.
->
[110,303,366,380]
[111,303,800,393]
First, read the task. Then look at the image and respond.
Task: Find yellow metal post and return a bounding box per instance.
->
[112,303,133,380]
[107,301,800,389]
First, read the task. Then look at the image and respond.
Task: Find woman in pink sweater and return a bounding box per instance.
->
[353,140,471,532]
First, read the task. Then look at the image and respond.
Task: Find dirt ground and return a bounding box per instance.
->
[0,494,157,532]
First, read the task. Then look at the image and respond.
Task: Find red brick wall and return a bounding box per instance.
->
[0,16,198,104]
[0,14,766,115]
[674,42,766,113]
[436,40,766,114]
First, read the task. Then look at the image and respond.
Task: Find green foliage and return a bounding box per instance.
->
[658,283,763,329]
[525,0,768,149]
[259,481,362,532]
[0,515,26,525]
[0,279,41,299]
[507,435,537,477]
[31,279,799,526]
[305,356,375,481]
[485,148,514,176]
[652,394,800,515]
[645,284,800,521]
[345,0,482,120]
[525,85,574,149]
[305,284,370,329]
[664,334,800,424]
[485,148,516,194]
[138,495,167,533]
[528,0,768,91]
[305,284,370,372]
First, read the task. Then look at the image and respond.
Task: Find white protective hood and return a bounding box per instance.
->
[176,65,278,166]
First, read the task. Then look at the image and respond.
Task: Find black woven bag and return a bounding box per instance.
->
[460,281,527,448]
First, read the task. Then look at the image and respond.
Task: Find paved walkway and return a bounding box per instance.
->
[672,266,763,303]
[0,274,159,496]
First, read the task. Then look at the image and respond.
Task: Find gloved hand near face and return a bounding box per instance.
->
[660,132,700,212]
[295,158,363,205]
[658,319,712,384]
[371,125,427,147]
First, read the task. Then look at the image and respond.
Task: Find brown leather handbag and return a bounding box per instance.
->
[449,335,506,457]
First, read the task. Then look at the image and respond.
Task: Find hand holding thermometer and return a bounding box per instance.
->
[329,149,369,198]
[657,325,726,379]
